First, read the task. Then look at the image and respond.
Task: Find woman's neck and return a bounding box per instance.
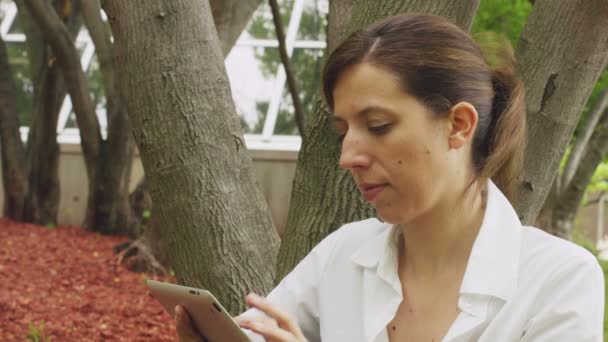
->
[398,184,487,280]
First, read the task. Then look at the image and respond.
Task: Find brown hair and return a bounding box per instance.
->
[322,13,526,201]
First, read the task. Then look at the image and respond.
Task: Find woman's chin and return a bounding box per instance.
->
[375,209,405,225]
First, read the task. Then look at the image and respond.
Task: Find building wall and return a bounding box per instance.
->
[1,144,605,242]
[0,144,297,235]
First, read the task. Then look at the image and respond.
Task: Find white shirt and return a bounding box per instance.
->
[243,181,605,341]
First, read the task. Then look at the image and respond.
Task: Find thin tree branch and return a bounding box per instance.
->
[268,0,307,138]
[556,107,608,220]
[79,0,114,102]
[562,87,608,190]
[22,0,101,176]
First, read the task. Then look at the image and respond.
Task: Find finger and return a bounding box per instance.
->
[246,294,304,338]
[175,305,203,342]
[235,315,278,329]
[239,317,296,342]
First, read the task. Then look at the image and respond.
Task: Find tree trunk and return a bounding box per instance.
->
[104,0,280,314]
[14,0,81,224]
[78,0,136,235]
[209,0,263,56]
[24,62,64,224]
[276,0,480,279]
[514,0,608,225]
[118,0,263,269]
[347,0,479,34]
[0,36,28,221]
[23,0,103,229]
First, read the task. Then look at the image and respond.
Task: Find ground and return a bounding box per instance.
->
[0,218,176,341]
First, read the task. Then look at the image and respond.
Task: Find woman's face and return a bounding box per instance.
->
[333,63,464,224]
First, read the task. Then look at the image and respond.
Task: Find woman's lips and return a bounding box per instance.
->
[360,184,386,202]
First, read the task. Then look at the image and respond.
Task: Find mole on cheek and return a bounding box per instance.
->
[397,160,403,165]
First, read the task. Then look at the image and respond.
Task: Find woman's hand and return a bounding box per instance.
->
[235,293,308,342]
[175,305,205,342]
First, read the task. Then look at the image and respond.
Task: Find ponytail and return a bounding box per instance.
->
[478,54,526,202]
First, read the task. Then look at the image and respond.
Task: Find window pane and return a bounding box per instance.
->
[7,42,33,126]
[274,47,324,136]
[296,0,328,42]
[7,8,22,34]
[225,46,280,134]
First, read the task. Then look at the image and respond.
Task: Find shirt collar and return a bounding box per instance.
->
[350,180,522,301]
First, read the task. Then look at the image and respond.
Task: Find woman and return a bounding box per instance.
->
[177,13,604,341]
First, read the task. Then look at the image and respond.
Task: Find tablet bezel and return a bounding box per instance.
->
[146,279,250,342]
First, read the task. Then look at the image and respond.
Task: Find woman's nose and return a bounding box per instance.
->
[339,133,371,169]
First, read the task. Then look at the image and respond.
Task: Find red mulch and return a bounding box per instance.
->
[0,218,177,341]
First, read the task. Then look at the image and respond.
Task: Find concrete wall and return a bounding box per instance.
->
[2,144,605,243]
[0,144,298,235]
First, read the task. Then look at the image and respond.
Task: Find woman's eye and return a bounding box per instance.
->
[368,124,390,135]
[333,126,347,143]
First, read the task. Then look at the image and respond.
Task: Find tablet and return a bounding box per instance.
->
[146,279,250,342]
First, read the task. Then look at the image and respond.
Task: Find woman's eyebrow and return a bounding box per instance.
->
[334,106,392,120]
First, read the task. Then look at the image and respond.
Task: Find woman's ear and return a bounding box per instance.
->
[447,102,478,150]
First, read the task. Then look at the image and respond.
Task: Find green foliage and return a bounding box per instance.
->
[7,42,34,127]
[589,162,608,193]
[471,0,533,46]
[4,38,106,130]
[45,222,57,229]
[26,321,52,342]
[473,1,608,200]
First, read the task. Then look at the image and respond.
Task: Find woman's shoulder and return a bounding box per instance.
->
[521,226,599,266]
[518,225,603,286]
[508,226,605,337]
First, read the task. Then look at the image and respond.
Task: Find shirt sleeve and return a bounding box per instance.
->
[239,227,346,342]
[521,253,605,342]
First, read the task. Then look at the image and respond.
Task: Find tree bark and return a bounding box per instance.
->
[0,36,28,220]
[104,0,280,314]
[79,0,136,234]
[209,0,263,56]
[24,62,64,224]
[348,0,479,35]
[514,0,608,224]
[276,0,480,279]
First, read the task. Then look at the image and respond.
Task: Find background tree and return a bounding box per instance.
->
[0,33,27,220]
[103,0,281,315]
[0,0,84,225]
[513,0,608,229]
